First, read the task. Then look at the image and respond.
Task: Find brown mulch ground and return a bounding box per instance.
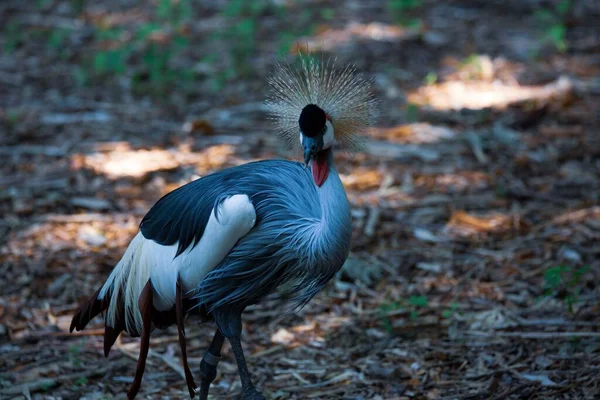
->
[1,1,600,399]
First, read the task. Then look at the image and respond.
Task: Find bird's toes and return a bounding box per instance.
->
[240,388,266,400]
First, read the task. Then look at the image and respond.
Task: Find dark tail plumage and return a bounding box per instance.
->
[70,278,199,399]
[69,287,107,333]
[70,286,130,358]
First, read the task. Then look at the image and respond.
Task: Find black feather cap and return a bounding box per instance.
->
[298,104,326,138]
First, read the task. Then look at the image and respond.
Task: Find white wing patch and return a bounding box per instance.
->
[99,194,256,334]
[176,194,256,294]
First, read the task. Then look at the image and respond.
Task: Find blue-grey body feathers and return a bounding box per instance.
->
[141,158,352,312]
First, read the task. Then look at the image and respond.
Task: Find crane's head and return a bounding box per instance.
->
[266,57,378,160]
[298,103,334,165]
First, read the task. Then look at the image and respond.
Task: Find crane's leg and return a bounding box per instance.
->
[214,309,265,400]
[198,328,225,400]
[176,281,198,398]
[127,281,153,400]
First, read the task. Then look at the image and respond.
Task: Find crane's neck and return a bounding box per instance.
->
[310,147,352,261]
[310,148,334,189]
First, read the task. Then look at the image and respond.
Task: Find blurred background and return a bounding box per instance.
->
[1,0,599,398]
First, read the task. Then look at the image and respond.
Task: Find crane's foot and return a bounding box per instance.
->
[198,329,224,400]
[198,355,219,399]
[240,387,265,400]
[213,309,263,400]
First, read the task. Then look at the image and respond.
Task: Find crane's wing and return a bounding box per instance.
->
[69,168,260,339]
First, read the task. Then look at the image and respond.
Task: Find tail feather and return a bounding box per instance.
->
[70,287,107,333]
[104,324,124,357]
[103,290,128,357]
[71,232,179,360]
[100,232,149,336]
[70,284,129,357]
[71,233,147,343]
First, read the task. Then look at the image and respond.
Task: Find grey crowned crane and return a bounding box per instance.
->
[70,58,377,400]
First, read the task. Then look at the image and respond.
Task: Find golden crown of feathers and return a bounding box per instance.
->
[266,57,378,152]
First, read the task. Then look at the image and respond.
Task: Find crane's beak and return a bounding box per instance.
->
[302,135,323,166]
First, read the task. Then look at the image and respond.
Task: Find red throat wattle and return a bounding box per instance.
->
[312,151,329,187]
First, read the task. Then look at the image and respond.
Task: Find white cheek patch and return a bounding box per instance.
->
[322,120,335,149]
[299,132,304,146]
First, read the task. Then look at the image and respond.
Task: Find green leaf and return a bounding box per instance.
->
[321,8,334,20]
[73,66,88,86]
[224,67,238,81]
[94,52,108,74]
[74,377,88,386]
[382,316,393,333]
[237,19,256,36]
[157,0,172,20]
[4,21,23,53]
[424,72,437,85]
[406,18,422,30]
[222,0,245,17]
[179,68,194,83]
[408,295,429,307]
[534,9,555,23]
[68,344,83,355]
[39,380,56,391]
[249,0,268,15]
[173,34,189,49]
[278,33,295,56]
[211,73,226,92]
[461,53,479,67]
[176,0,193,24]
[570,266,590,286]
[550,24,566,43]
[137,23,159,41]
[143,44,156,67]
[36,0,52,8]
[442,301,458,318]
[388,0,421,12]
[106,49,125,73]
[70,0,86,14]
[299,9,312,22]
[406,103,420,122]
[379,301,402,333]
[544,266,567,290]
[556,0,571,16]
[97,27,122,41]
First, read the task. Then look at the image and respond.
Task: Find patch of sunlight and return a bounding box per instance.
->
[408,76,573,111]
[551,206,600,225]
[415,171,489,192]
[195,144,237,172]
[269,316,351,346]
[2,216,139,259]
[271,328,296,345]
[443,211,518,239]
[86,8,148,28]
[77,142,236,179]
[341,168,383,191]
[298,22,409,51]
[368,123,456,144]
[444,54,496,82]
